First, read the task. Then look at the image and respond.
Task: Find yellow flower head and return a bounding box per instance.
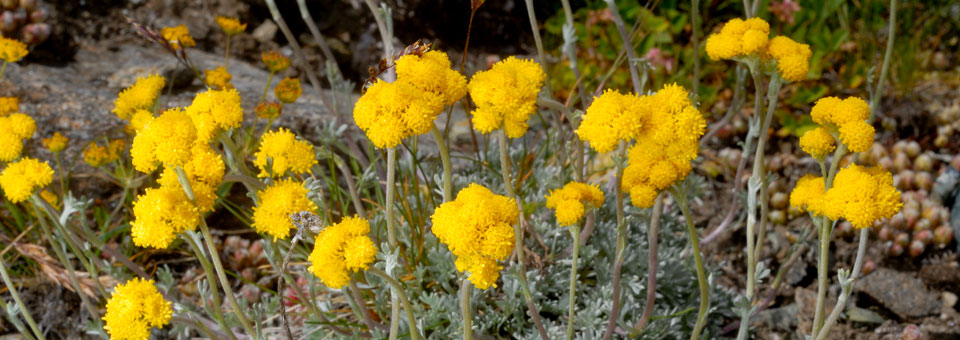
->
[84,142,112,167]
[307,216,377,289]
[103,278,172,340]
[153,144,224,213]
[216,16,246,35]
[252,179,318,240]
[157,166,219,214]
[40,189,59,207]
[467,56,545,138]
[353,79,444,148]
[620,84,705,207]
[0,97,17,116]
[822,164,902,228]
[131,186,199,249]
[254,128,317,178]
[127,109,154,134]
[113,74,166,120]
[764,36,811,82]
[185,88,244,143]
[0,37,28,63]
[705,18,770,60]
[161,25,196,49]
[261,51,291,73]
[576,89,644,153]
[395,50,468,106]
[0,128,22,162]
[798,126,835,160]
[431,183,517,289]
[204,66,233,90]
[545,182,605,226]
[808,96,874,152]
[131,108,197,173]
[274,77,302,104]
[789,174,826,214]
[255,101,283,119]
[0,158,54,203]
[42,132,69,153]
[3,113,36,140]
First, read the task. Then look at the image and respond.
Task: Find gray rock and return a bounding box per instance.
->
[856,267,940,320]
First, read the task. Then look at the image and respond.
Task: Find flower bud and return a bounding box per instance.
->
[22,22,49,45]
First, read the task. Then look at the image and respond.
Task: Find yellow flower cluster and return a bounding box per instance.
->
[0,113,35,161]
[431,183,517,289]
[0,158,53,203]
[156,145,225,213]
[764,36,811,82]
[0,37,28,63]
[468,56,545,138]
[545,182,605,226]
[274,77,302,104]
[131,108,197,173]
[308,216,377,289]
[204,66,232,90]
[808,96,874,152]
[113,74,165,120]
[83,140,124,167]
[252,179,318,240]
[353,79,443,148]
[0,97,17,116]
[791,165,901,228]
[161,25,195,49]
[621,84,706,208]
[395,50,468,106]
[261,51,291,73]
[42,132,69,153]
[705,18,770,60]
[254,128,317,178]
[576,89,643,153]
[255,101,282,119]
[798,126,836,160]
[789,174,826,214]
[216,16,246,35]
[185,88,244,143]
[131,186,199,249]
[102,278,172,340]
[127,109,154,134]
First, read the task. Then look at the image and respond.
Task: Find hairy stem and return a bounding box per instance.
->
[674,187,709,340]
[431,124,453,202]
[869,0,897,123]
[0,254,45,340]
[497,130,550,340]
[368,267,421,340]
[183,234,239,340]
[631,197,664,335]
[602,142,629,340]
[690,0,701,95]
[604,0,642,93]
[815,228,869,340]
[384,147,402,340]
[566,224,581,340]
[460,279,473,340]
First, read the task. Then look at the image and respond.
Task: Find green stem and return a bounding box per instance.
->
[0,296,36,340]
[225,35,232,68]
[431,124,453,203]
[0,257,45,340]
[603,0,642,94]
[55,152,66,195]
[367,267,421,340]
[176,167,256,338]
[601,142,628,340]
[673,187,709,340]
[497,130,550,340]
[384,147,401,340]
[182,234,239,340]
[31,196,108,300]
[566,224,581,340]
[868,0,897,123]
[460,279,473,340]
[690,0,701,95]
[0,61,7,80]
[260,71,275,105]
[751,76,784,265]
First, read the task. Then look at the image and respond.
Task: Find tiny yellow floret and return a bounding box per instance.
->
[274,77,302,104]
[161,25,196,49]
[545,182,605,226]
[822,165,901,228]
[798,126,836,160]
[215,16,246,35]
[184,88,243,143]
[113,74,166,120]
[353,79,443,148]
[0,37,28,63]
[131,186,199,249]
[764,36,811,82]
[204,66,233,90]
[254,128,317,178]
[131,108,198,173]
[252,179,318,240]
[0,97,17,116]
[576,89,644,153]
[467,56,545,138]
[395,50,468,106]
[261,51,291,73]
[308,216,377,289]
[705,18,770,60]
[789,174,826,214]
[42,132,69,153]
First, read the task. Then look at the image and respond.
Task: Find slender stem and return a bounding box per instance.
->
[524,0,548,91]
[0,62,7,80]
[225,35,232,68]
[367,267,421,340]
[296,0,342,77]
[183,234,240,340]
[497,130,550,340]
[431,124,453,203]
[278,233,301,340]
[384,147,401,340]
[604,0,642,93]
[334,154,367,217]
[751,76,783,264]
[812,216,830,336]
[869,0,897,123]
[674,188,709,340]
[348,280,385,332]
[31,196,108,300]
[264,0,337,116]
[0,295,37,340]
[364,0,394,72]
[815,228,869,340]
[0,256,46,340]
[631,197,663,335]
[690,0,701,95]
[176,167,256,338]
[460,279,473,340]
[566,225,581,340]
[601,142,629,340]
[260,71,275,105]
[55,153,66,195]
